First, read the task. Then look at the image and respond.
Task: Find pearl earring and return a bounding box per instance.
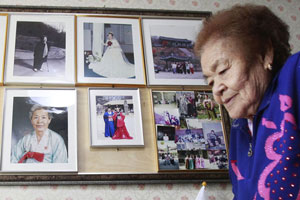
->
[266,64,272,71]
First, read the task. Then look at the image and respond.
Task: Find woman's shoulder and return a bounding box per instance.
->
[281,51,300,72]
[48,129,64,142]
[276,51,300,84]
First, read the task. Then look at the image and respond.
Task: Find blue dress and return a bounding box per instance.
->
[103,111,115,137]
[229,52,300,199]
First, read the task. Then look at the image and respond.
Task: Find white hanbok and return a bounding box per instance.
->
[11,129,68,163]
[89,38,135,78]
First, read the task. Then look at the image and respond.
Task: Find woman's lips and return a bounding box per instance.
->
[223,94,237,105]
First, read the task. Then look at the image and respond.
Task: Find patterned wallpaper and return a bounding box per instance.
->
[0,0,299,52]
[0,183,233,200]
[0,0,299,200]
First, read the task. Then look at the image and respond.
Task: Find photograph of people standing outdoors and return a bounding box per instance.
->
[143,19,206,85]
[96,96,133,140]
[195,92,221,120]
[89,89,144,147]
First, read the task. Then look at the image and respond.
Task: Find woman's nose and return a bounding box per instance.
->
[213,81,226,97]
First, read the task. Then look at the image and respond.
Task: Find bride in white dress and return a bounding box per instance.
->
[89,32,135,78]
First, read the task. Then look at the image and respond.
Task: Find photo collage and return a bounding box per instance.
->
[153,91,228,170]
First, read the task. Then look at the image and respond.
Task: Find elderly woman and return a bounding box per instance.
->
[195,4,299,200]
[11,105,68,163]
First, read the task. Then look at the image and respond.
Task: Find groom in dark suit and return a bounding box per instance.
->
[33,35,50,72]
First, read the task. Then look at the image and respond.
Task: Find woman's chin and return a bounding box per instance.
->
[35,128,47,133]
[227,110,246,119]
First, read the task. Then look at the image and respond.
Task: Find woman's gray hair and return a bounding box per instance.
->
[29,104,53,120]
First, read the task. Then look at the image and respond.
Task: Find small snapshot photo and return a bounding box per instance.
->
[89,89,144,147]
[176,91,197,118]
[157,141,179,170]
[202,121,226,150]
[177,150,210,170]
[76,16,145,85]
[143,19,206,85]
[5,14,75,85]
[207,150,228,169]
[175,128,205,151]
[156,125,175,141]
[152,91,180,126]
[195,92,221,120]
[0,14,8,83]
[1,89,77,172]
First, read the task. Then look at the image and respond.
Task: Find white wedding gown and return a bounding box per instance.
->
[89,38,135,78]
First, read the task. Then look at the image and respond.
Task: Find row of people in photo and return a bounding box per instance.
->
[170,62,195,75]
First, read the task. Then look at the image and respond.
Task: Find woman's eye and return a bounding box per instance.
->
[208,81,214,86]
[219,68,228,75]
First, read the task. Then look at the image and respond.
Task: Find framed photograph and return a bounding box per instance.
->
[152,90,228,171]
[143,19,207,86]
[89,88,144,147]
[5,14,75,85]
[76,16,146,85]
[0,14,8,84]
[1,89,77,172]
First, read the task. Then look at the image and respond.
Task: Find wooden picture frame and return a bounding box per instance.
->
[143,18,207,86]
[1,88,77,172]
[151,89,229,171]
[0,7,230,184]
[76,16,146,86]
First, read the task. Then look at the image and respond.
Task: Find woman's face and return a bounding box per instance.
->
[200,37,272,119]
[31,109,51,133]
[108,34,113,40]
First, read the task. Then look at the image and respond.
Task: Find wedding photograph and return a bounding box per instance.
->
[89,89,144,147]
[83,23,135,79]
[77,16,145,85]
[143,19,206,85]
[1,89,77,172]
[5,15,75,85]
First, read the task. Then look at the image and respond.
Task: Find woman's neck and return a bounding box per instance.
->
[36,131,45,143]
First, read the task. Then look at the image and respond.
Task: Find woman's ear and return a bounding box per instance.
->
[263,43,274,70]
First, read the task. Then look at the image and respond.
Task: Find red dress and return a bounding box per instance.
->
[112,112,133,140]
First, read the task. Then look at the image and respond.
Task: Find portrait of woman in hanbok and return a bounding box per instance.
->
[11,104,68,163]
[112,107,133,140]
[89,32,135,78]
